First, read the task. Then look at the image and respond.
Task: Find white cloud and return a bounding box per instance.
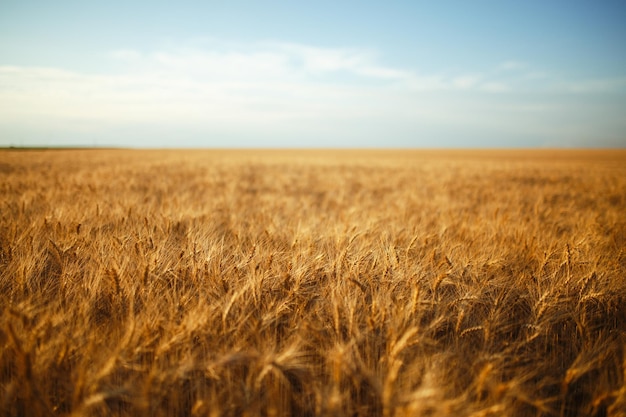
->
[272,42,370,73]
[1,42,515,128]
[1,40,624,147]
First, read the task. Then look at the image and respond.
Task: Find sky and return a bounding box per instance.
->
[1,1,625,148]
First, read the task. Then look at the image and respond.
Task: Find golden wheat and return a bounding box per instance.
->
[0,149,625,417]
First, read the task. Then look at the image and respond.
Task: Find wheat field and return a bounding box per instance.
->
[0,149,625,417]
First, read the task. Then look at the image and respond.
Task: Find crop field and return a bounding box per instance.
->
[0,149,625,417]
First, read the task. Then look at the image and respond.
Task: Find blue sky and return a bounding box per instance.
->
[1,1,625,148]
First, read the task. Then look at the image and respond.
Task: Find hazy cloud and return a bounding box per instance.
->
[1,40,625,147]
